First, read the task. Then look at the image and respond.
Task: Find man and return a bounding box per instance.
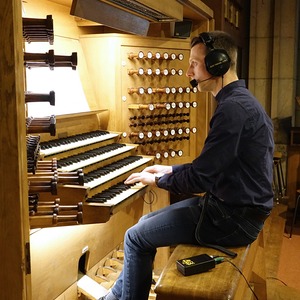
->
[99,30,274,300]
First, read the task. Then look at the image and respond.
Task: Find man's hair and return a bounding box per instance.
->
[191,31,237,70]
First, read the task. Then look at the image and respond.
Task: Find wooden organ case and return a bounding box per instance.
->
[23,19,155,299]
[0,0,214,299]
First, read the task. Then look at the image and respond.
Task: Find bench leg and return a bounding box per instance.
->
[251,230,267,300]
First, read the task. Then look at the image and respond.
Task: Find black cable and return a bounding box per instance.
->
[266,276,288,286]
[195,192,237,258]
[143,189,156,213]
[223,257,259,300]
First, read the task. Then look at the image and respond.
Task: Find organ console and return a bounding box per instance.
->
[22,13,155,234]
[35,113,154,225]
[2,1,213,299]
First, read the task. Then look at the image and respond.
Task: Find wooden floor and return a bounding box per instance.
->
[276,206,300,298]
[263,203,300,300]
[278,227,300,290]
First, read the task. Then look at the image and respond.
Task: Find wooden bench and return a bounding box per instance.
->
[154,230,266,300]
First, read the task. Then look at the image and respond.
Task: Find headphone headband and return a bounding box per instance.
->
[199,32,215,50]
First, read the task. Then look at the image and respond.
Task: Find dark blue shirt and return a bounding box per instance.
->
[158,80,274,211]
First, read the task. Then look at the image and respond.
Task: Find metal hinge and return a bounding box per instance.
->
[25,242,31,275]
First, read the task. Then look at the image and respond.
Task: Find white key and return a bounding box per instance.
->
[40,132,119,156]
[59,145,136,172]
[85,157,152,189]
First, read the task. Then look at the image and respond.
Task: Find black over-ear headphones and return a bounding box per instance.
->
[199,32,231,77]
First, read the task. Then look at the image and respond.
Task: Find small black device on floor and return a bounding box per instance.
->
[176,254,216,276]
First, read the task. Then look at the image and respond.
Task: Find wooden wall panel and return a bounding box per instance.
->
[0,0,31,299]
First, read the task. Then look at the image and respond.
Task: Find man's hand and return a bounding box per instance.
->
[143,165,172,175]
[124,165,172,186]
[124,171,156,185]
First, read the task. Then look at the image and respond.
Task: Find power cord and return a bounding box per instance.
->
[224,257,259,300]
[266,276,288,286]
[217,256,259,300]
[195,193,237,258]
[143,189,156,212]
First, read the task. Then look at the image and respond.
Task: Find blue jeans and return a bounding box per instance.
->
[110,195,268,300]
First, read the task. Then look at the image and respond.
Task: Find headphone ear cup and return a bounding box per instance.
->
[205,49,231,77]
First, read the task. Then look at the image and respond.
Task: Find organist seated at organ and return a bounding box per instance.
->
[98,31,274,300]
